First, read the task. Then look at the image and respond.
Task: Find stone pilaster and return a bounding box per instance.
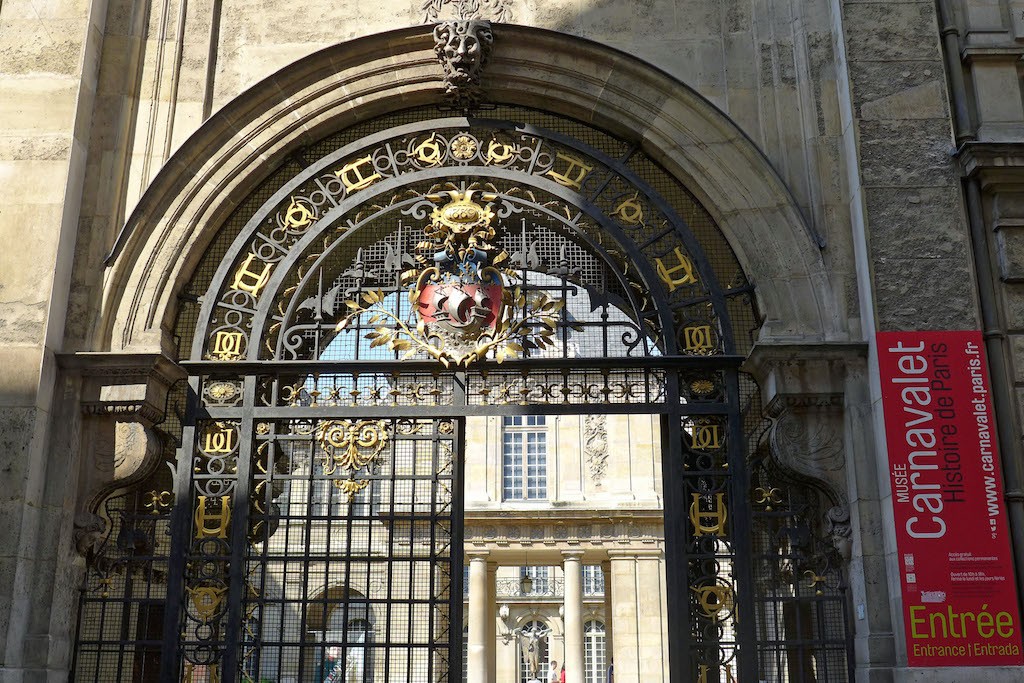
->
[562,551,584,683]
[467,551,490,683]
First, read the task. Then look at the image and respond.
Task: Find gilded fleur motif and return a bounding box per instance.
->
[450,134,478,159]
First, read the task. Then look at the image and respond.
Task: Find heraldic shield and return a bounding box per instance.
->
[336,189,564,368]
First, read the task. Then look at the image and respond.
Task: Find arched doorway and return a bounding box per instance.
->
[72,107,851,683]
[74,24,853,683]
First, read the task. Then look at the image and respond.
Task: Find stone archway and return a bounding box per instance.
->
[97,24,839,357]
[68,22,863,683]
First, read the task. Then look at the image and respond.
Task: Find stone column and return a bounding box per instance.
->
[562,551,585,683]
[635,551,668,683]
[607,550,638,683]
[487,560,498,681]
[467,551,490,683]
[601,560,613,672]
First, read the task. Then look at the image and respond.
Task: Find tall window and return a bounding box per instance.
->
[502,416,548,500]
[582,565,605,596]
[322,604,373,683]
[584,621,606,683]
[462,624,469,682]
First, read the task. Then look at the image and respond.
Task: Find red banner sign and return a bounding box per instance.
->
[878,331,1023,665]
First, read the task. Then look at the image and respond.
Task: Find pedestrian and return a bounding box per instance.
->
[548,660,559,683]
[560,664,566,683]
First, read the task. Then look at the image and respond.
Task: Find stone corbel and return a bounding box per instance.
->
[745,343,866,555]
[59,353,186,551]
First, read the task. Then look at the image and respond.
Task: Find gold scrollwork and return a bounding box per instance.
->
[698,664,737,683]
[545,152,593,190]
[655,247,698,291]
[335,155,381,192]
[194,495,231,539]
[413,132,444,165]
[683,325,714,353]
[210,331,245,361]
[144,490,173,515]
[804,570,827,595]
[184,662,222,683]
[316,420,390,474]
[691,581,734,622]
[231,253,273,299]
[612,193,644,225]
[485,139,518,164]
[283,198,314,230]
[753,485,783,511]
[187,585,227,621]
[689,492,728,537]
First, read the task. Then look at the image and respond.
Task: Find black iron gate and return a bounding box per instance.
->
[72,108,852,682]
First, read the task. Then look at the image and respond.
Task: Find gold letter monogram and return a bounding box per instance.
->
[655,247,697,291]
[684,325,714,353]
[210,331,244,361]
[202,423,236,454]
[689,493,728,537]
[691,422,721,450]
[545,152,593,190]
[231,253,273,299]
[194,495,231,539]
[336,155,381,192]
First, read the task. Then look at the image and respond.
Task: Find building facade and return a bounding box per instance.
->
[4,1,1024,682]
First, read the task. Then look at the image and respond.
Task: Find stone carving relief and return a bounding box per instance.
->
[73,512,106,557]
[825,505,853,561]
[584,414,608,484]
[422,0,512,23]
[766,394,846,505]
[432,19,494,110]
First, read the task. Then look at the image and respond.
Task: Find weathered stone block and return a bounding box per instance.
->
[865,187,969,260]
[842,2,939,63]
[857,119,957,188]
[995,226,1024,282]
[871,256,977,329]
[1000,283,1024,329]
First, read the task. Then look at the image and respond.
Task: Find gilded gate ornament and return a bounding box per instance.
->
[334,190,564,368]
[316,420,390,500]
[689,492,728,537]
[691,579,735,622]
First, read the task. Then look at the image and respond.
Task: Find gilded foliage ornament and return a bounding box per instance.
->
[316,420,390,474]
[316,420,390,502]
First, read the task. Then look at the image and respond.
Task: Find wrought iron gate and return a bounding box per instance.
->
[72,107,852,682]
[174,409,462,681]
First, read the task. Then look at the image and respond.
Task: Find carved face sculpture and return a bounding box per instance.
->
[433,20,494,88]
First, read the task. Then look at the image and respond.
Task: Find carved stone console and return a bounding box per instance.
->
[744,343,867,554]
[58,353,185,549]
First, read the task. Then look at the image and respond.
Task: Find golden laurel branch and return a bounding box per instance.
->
[334,286,568,369]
